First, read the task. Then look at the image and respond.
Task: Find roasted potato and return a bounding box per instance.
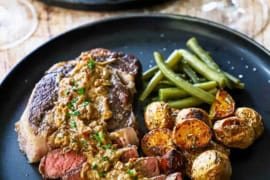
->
[235,107,264,139]
[144,102,173,130]
[172,118,212,150]
[160,149,185,175]
[213,116,255,149]
[175,108,211,127]
[191,150,232,180]
[141,128,174,156]
[182,141,229,177]
[209,89,235,121]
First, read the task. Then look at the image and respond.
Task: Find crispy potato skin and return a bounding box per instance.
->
[144,102,173,130]
[191,150,232,180]
[160,149,185,175]
[182,141,229,177]
[172,118,212,150]
[213,116,255,149]
[209,89,235,121]
[176,108,211,127]
[235,107,264,139]
[141,128,174,156]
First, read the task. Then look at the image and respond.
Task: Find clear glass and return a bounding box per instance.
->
[162,0,269,37]
[198,0,269,37]
[199,0,269,37]
[0,0,38,50]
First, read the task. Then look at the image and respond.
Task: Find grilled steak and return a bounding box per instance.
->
[39,149,86,179]
[15,48,141,163]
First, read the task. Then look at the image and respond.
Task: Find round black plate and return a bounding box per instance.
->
[38,0,168,11]
[1,14,270,180]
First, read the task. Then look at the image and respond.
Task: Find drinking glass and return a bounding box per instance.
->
[0,0,38,50]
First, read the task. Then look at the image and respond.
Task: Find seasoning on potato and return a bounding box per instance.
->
[235,107,264,139]
[172,118,212,150]
[141,128,174,156]
[144,101,173,130]
[191,150,232,180]
[175,108,211,127]
[209,89,235,121]
[213,116,255,149]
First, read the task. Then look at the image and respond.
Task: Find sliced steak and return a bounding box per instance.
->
[110,127,139,147]
[62,168,81,180]
[39,149,86,179]
[151,175,167,180]
[133,157,160,178]
[120,145,139,163]
[166,172,183,180]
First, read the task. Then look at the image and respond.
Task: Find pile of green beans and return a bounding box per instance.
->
[139,37,244,108]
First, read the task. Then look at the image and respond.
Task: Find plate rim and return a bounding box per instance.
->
[38,0,167,11]
[1,13,270,87]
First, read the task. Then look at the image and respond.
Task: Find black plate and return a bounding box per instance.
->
[1,14,270,180]
[38,0,168,11]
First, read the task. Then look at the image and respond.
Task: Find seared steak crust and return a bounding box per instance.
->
[29,62,74,130]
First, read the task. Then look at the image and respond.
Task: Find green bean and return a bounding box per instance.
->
[168,88,217,108]
[159,80,175,86]
[178,49,226,87]
[182,63,200,83]
[154,52,215,104]
[187,37,244,89]
[187,37,220,70]
[159,81,217,101]
[139,50,181,101]
[143,66,158,80]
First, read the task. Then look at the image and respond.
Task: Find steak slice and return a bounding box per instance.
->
[133,157,160,178]
[110,127,139,147]
[15,48,141,163]
[39,149,86,179]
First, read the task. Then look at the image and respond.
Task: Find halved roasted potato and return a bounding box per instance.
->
[144,101,173,130]
[160,149,185,175]
[209,89,235,121]
[172,118,212,150]
[182,141,229,178]
[213,116,255,149]
[235,107,264,139]
[191,150,232,180]
[141,128,174,156]
[175,108,211,127]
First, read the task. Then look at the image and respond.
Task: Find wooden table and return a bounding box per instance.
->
[0,0,269,81]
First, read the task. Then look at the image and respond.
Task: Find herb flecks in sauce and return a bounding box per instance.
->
[47,56,139,179]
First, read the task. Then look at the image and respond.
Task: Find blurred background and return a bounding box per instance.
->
[0,0,269,80]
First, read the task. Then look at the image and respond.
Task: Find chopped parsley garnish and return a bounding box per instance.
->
[92,164,98,170]
[67,103,73,110]
[64,90,70,95]
[81,101,89,107]
[102,156,110,161]
[77,88,85,95]
[81,139,88,148]
[98,172,105,177]
[71,137,76,143]
[91,132,105,147]
[67,110,80,117]
[71,97,78,105]
[88,59,95,69]
[126,169,134,175]
[103,144,112,149]
[70,120,77,129]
